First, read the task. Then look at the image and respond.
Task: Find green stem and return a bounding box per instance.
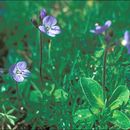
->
[102,46,108,98]
[39,32,43,87]
[48,40,52,65]
[16,82,21,108]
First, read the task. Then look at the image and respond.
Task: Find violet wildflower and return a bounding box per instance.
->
[122,31,130,54]
[40,9,47,20]
[9,61,30,82]
[90,20,112,35]
[39,16,61,37]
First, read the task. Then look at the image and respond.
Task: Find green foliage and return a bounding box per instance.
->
[73,109,96,129]
[29,90,42,103]
[0,106,17,129]
[79,77,105,109]
[108,85,129,110]
[0,1,129,129]
[111,110,130,129]
[53,89,68,102]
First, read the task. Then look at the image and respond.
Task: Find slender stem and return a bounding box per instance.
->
[16,82,19,97]
[102,46,108,97]
[48,40,52,64]
[16,82,21,108]
[39,32,43,86]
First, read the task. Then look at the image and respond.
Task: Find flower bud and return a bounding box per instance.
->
[39,9,47,20]
[31,18,38,28]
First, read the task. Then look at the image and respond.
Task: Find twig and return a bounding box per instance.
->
[12,120,25,130]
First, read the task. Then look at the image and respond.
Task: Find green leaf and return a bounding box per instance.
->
[111,110,130,129]
[7,115,17,120]
[7,124,12,130]
[73,109,96,124]
[7,109,15,115]
[79,77,104,109]
[95,49,104,58]
[53,89,68,102]
[108,85,129,110]
[8,118,15,125]
[29,90,42,103]
[43,84,55,96]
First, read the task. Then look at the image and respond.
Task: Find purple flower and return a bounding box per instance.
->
[122,31,130,54]
[40,9,47,20]
[90,20,112,35]
[9,61,30,82]
[39,15,61,37]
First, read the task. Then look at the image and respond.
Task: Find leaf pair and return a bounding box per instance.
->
[79,77,130,129]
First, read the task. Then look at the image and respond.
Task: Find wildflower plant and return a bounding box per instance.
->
[31,8,61,88]
[0,1,130,130]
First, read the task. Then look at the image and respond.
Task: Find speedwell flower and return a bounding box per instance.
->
[39,15,61,37]
[122,31,130,54]
[90,20,112,35]
[9,61,30,82]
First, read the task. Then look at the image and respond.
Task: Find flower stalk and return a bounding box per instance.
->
[16,82,21,108]
[39,32,43,86]
[102,45,108,98]
[48,40,52,64]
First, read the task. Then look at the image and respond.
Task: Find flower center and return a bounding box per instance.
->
[16,69,22,74]
[44,24,51,32]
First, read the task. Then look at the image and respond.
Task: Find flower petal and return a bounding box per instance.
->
[49,26,61,35]
[39,26,46,33]
[124,31,130,43]
[47,32,56,37]
[95,26,104,34]
[96,25,102,30]
[105,20,111,28]
[22,69,31,77]
[9,64,16,76]
[17,61,27,70]
[126,44,130,54]
[13,74,24,82]
[43,16,57,27]
[90,30,96,33]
